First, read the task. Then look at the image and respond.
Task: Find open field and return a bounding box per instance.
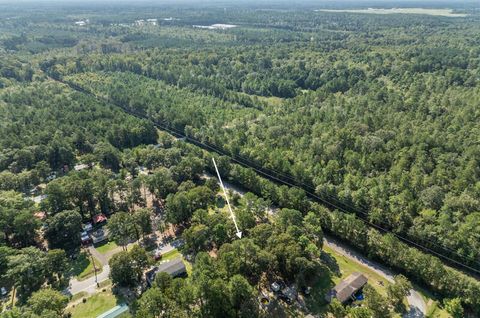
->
[316,8,467,17]
[414,285,451,318]
[67,286,126,318]
[253,94,284,107]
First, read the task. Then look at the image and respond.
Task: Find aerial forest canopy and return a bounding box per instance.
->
[0,0,479,317]
[46,14,480,268]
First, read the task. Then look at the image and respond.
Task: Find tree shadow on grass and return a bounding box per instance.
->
[69,253,90,278]
[320,250,341,276]
[215,196,226,209]
[305,261,337,314]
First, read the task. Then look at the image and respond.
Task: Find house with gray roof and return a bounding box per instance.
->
[325,272,368,303]
[146,257,187,286]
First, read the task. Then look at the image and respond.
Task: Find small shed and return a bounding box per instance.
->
[32,194,47,204]
[74,163,89,171]
[325,272,368,303]
[93,213,107,225]
[271,282,281,293]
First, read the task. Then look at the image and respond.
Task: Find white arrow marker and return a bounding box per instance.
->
[212,157,242,239]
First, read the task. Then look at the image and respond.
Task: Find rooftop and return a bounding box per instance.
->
[146,257,187,285]
[96,303,129,318]
[93,213,107,224]
[326,272,368,303]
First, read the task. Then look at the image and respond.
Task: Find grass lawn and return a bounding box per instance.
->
[185,260,193,276]
[98,279,112,289]
[307,245,394,315]
[70,291,88,303]
[160,249,181,262]
[67,287,125,318]
[95,240,119,254]
[322,245,391,295]
[70,252,103,281]
[426,301,451,318]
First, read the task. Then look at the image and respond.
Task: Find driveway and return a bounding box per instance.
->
[324,236,426,318]
[406,289,427,318]
[67,244,123,295]
[67,241,180,295]
[67,265,110,295]
[215,175,427,317]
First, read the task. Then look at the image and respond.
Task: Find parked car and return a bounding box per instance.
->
[81,231,91,245]
[82,222,93,232]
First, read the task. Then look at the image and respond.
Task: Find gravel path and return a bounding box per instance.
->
[217,176,427,317]
[67,171,427,316]
[324,236,426,318]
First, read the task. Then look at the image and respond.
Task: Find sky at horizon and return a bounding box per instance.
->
[0,0,473,4]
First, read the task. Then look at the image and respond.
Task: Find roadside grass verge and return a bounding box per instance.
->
[67,286,125,318]
[322,245,392,295]
[307,245,394,315]
[70,291,88,303]
[70,252,103,281]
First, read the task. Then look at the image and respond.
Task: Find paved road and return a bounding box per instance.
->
[67,245,122,295]
[324,236,426,318]
[67,265,110,295]
[68,172,427,316]
[67,242,177,295]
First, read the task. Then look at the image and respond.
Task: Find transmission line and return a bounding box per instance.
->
[53,75,480,275]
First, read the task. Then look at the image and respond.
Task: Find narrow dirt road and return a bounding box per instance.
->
[324,236,426,318]
[216,176,427,317]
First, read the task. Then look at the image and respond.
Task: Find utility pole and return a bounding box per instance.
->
[212,158,242,238]
[86,247,100,288]
[10,286,15,308]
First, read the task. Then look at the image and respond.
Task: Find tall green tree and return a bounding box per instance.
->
[27,288,68,317]
[109,245,150,288]
[363,285,391,318]
[107,212,137,249]
[387,275,412,311]
[147,167,177,199]
[44,210,82,251]
[5,247,67,302]
[443,298,464,318]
